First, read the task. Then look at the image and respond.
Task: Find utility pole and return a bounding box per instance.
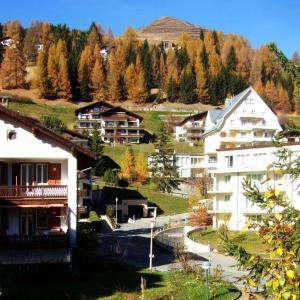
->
[149,220,154,270]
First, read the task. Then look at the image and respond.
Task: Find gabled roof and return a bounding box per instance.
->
[0,105,96,160]
[203,87,252,137]
[75,100,114,115]
[178,111,208,126]
[99,106,144,121]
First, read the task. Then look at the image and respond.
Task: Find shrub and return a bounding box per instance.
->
[103,169,119,186]
[41,115,66,133]
[106,206,115,220]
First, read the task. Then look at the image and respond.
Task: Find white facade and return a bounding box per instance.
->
[174,154,205,178]
[148,153,204,178]
[207,144,300,230]
[197,87,300,230]
[175,113,206,142]
[75,103,144,144]
[203,87,282,156]
[0,109,95,250]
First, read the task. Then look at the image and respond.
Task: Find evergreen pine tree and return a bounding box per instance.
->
[261,62,268,86]
[226,46,238,73]
[90,123,105,176]
[150,124,180,193]
[166,77,178,101]
[199,29,204,41]
[179,64,196,104]
[80,63,90,100]
[201,45,208,69]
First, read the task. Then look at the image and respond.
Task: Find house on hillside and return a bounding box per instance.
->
[202,87,282,171]
[199,87,299,230]
[75,101,144,144]
[175,111,208,142]
[0,104,96,265]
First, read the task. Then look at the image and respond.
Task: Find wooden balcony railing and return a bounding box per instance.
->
[0,234,70,249]
[0,185,68,199]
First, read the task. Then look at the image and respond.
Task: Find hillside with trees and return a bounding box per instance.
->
[0,17,299,113]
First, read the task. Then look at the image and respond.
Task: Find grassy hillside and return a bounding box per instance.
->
[8,101,76,129]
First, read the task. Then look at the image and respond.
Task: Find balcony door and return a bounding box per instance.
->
[21,164,34,186]
[48,164,61,185]
[20,208,34,236]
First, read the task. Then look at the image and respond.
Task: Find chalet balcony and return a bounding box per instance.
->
[0,185,68,205]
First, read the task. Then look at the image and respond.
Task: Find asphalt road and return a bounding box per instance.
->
[97,213,189,268]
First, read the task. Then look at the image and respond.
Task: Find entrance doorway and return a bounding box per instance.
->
[20,208,34,236]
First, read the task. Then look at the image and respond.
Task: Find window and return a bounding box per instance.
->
[245,98,254,104]
[225,156,233,168]
[21,164,34,186]
[224,195,231,202]
[7,130,17,140]
[36,208,48,229]
[36,164,48,184]
[225,176,231,183]
[237,155,250,168]
[246,215,262,225]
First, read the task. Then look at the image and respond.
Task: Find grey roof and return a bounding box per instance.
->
[203,87,252,137]
[208,108,223,123]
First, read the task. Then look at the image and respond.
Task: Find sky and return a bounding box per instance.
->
[1,0,299,57]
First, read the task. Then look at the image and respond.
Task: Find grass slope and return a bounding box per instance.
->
[9,101,76,129]
[190,228,270,256]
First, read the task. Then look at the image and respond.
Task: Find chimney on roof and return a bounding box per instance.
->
[0,95,10,108]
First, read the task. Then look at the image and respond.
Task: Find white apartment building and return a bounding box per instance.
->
[206,143,300,230]
[203,87,282,167]
[148,153,204,179]
[199,86,300,230]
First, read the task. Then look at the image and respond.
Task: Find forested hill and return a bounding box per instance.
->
[0,17,299,113]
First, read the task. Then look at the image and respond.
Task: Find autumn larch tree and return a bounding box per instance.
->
[120,147,135,183]
[91,55,106,99]
[195,52,209,103]
[135,150,148,183]
[0,46,27,89]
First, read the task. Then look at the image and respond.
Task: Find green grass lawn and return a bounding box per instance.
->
[94,180,190,216]
[288,115,300,127]
[132,182,190,215]
[9,101,76,129]
[190,228,270,256]
[1,268,239,300]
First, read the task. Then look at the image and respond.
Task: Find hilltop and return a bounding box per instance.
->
[136,16,207,43]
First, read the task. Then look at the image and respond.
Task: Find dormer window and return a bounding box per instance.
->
[7,130,17,140]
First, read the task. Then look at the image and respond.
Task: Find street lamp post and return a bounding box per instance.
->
[115,197,118,224]
[149,220,154,270]
[202,261,211,300]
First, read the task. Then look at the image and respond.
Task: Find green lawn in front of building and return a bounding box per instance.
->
[190,228,270,256]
